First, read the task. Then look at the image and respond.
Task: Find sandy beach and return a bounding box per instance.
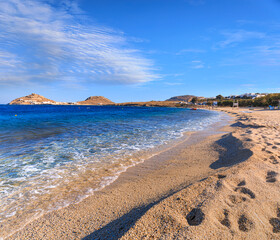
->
[6,108,280,239]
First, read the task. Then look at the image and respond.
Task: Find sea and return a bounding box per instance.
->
[0,105,222,235]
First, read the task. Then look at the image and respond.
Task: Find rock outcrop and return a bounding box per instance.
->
[77,96,114,105]
[9,94,115,105]
[9,93,57,105]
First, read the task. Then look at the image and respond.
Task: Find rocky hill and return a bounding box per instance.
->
[166,95,195,102]
[77,96,114,105]
[9,93,57,105]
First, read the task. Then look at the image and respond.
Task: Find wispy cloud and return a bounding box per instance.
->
[162,73,184,77]
[0,0,159,86]
[214,27,280,67]
[190,60,204,69]
[176,48,205,55]
[220,42,280,67]
[251,45,280,66]
[217,30,266,48]
[164,82,184,86]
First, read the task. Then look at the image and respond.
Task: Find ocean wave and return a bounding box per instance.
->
[0,105,222,232]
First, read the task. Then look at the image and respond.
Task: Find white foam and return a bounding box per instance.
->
[0,109,223,229]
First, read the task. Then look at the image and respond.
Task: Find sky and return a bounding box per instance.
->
[0,0,280,103]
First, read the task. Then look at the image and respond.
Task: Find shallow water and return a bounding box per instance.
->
[0,105,221,234]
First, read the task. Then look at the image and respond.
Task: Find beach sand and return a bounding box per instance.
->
[6,108,280,239]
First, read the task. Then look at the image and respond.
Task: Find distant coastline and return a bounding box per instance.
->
[7,93,191,108]
[7,92,280,108]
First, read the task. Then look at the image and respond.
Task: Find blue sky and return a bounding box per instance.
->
[0,0,280,103]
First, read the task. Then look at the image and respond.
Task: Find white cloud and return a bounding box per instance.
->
[190,60,204,69]
[192,64,204,69]
[218,30,266,48]
[219,43,280,67]
[215,28,280,67]
[0,51,22,68]
[164,82,184,86]
[251,45,280,66]
[0,0,159,86]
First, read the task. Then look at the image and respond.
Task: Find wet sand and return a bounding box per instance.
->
[6,108,280,239]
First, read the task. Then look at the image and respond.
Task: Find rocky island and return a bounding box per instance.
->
[9,93,57,105]
[8,93,181,107]
[77,96,114,105]
[8,94,115,106]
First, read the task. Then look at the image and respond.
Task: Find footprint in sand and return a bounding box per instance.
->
[228,181,250,204]
[237,180,246,186]
[269,156,279,165]
[220,180,256,232]
[220,209,231,228]
[228,195,247,204]
[266,171,278,183]
[217,174,226,179]
[215,174,228,190]
[234,186,256,199]
[245,138,252,142]
[238,214,254,232]
[269,207,280,233]
[186,208,204,226]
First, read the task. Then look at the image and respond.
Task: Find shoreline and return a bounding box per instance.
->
[106,111,232,190]
[0,108,223,239]
[5,110,232,239]
[6,107,280,239]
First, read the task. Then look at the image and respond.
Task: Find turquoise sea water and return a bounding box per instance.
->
[0,105,221,231]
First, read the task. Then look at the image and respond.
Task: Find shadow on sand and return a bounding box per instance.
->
[210,132,253,169]
[82,186,189,240]
[84,132,253,239]
[231,121,264,129]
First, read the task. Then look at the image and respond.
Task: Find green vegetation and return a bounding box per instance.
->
[216,95,224,100]
[191,97,198,104]
[215,94,280,107]
[174,93,280,108]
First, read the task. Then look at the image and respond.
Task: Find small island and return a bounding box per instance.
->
[8,93,115,106]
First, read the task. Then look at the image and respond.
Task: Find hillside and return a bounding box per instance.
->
[166,95,195,102]
[9,93,57,105]
[77,96,114,105]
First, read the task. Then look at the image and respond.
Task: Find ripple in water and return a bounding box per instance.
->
[0,105,222,236]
